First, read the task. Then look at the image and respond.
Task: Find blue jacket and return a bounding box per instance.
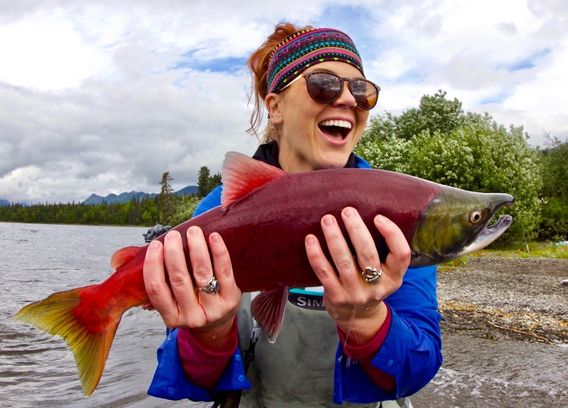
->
[148,156,442,404]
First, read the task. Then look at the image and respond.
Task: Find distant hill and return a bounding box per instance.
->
[0,199,10,206]
[82,185,198,205]
[83,191,156,205]
[175,185,198,196]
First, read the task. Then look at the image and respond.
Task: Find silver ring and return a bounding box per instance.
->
[199,276,220,294]
[361,266,382,284]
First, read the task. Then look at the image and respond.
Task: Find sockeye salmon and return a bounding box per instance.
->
[15,152,513,396]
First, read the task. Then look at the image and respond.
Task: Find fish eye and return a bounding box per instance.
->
[469,210,483,224]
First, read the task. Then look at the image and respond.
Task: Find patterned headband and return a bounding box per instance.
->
[266,27,364,94]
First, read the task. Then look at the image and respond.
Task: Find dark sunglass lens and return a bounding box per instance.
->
[307,73,342,103]
[351,79,378,110]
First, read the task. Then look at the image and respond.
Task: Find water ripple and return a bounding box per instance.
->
[2,222,566,407]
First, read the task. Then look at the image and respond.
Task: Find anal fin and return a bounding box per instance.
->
[110,246,143,269]
[250,286,289,343]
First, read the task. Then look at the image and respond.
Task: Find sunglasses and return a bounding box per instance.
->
[279,71,380,110]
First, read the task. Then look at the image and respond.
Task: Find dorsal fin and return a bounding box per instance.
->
[221,152,286,209]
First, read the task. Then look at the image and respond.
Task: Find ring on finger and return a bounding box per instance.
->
[361,266,382,285]
[199,276,220,294]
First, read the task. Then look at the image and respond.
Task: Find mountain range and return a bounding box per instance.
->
[82,185,198,205]
[0,185,200,207]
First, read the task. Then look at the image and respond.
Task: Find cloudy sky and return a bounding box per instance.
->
[0,0,566,204]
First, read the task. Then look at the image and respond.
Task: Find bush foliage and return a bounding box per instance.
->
[356,91,547,244]
[538,140,568,240]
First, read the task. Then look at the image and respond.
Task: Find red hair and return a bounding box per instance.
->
[247,22,313,140]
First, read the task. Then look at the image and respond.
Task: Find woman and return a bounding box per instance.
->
[143,23,442,407]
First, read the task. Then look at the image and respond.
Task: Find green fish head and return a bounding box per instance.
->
[411,188,513,265]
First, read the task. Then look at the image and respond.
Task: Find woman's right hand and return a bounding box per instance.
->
[143,226,242,347]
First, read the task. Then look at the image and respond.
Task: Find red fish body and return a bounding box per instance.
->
[191,167,439,291]
[15,152,513,396]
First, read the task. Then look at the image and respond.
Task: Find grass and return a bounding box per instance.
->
[438,241,568,271]
[479,241,568,259]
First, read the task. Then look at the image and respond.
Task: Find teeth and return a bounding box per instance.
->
[320,120,352,129]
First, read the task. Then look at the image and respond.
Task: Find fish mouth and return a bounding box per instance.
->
[454,195,514,257]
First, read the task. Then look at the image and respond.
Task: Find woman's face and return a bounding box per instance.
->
[266,61,371,173]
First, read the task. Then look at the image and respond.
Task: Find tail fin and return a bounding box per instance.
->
[14,286,120,396]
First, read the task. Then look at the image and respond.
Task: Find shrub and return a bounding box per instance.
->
[356,97,542,244]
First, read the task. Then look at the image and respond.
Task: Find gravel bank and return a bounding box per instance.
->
[438,256,568,344]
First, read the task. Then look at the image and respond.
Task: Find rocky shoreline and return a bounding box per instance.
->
[438,256,568,344]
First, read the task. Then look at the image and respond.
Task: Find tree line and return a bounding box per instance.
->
[0,167,219,227]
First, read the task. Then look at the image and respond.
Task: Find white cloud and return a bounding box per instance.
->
[0,0,567,203]
[0,9,111,90]
[503,37,568,138]
[362,0,568,145]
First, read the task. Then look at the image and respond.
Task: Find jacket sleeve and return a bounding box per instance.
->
[148,185,253,401]
[333,265,442,404]
[192,185,223,217]
[147,328,252,401]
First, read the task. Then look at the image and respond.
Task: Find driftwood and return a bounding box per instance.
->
[487,320,553,344]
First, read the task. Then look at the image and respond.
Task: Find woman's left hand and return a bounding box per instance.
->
[305,207,411,344]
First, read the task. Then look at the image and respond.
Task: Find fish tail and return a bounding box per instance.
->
[14,285,121,396]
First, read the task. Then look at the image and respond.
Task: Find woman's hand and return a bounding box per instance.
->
[143,226,242,348]
[305,207,411,345]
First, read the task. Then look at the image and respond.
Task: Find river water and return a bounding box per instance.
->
[1,222,567,407]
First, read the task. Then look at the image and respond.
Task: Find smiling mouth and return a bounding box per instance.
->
[318,119,352,140]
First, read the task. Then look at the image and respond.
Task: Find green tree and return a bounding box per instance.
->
[538,138,568,240]
[170,195,200,226]
[197,166,221,198]
[411,90,464,136]
[197,166,211,197]
[368,90,464,141]
[158,171,176,225]
[210,172,222,190]
[540,138,568,200]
